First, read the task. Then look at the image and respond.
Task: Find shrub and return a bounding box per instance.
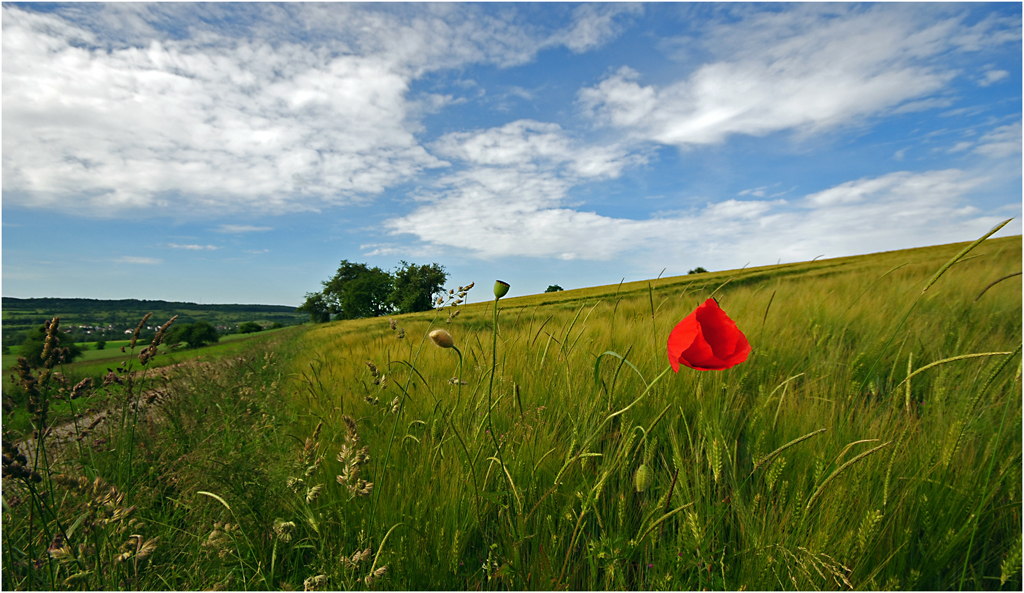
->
[239,321,264,334]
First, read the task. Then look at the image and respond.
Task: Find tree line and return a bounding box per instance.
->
[297,260,448,323]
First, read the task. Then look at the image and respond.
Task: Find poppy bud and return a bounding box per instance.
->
[493,280,510,299]
[635,464,653,492]
[429,329,454,349]
[667,298,750,372]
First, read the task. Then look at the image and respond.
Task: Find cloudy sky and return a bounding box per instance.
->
[2,2,1021,306]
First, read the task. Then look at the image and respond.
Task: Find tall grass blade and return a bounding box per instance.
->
[752,428,827,474]
[893,351,1014,391]
[974,271,1022,303]
[922,218,1012,294]
[805,442,890,514]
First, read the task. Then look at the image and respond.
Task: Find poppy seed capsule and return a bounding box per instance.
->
[493,280,510,299]
[635,464,653,492]
[429,329,454,349]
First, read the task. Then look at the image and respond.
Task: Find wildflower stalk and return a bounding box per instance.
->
[370,309,440,533]
[487,284,519,539]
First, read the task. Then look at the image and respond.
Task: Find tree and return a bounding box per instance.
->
[297,292,332,323]
[688,267,709,275]
[166,321,220,349]
[545,285,563,293]
[239,321,263,334]
[18,325,84,368]
[95,339,106,350]
[300,259,449,323]
[389,261,448,314]
[321,260,394,320]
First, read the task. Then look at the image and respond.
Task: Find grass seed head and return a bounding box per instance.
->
[303,574,328,591]
[129,313,152,350]
[635,464,653,492]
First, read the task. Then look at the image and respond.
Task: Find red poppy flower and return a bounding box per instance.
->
[667,298,750,372]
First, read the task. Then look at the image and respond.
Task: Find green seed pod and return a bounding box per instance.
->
[493,280,510,299]
[635,464,653,493]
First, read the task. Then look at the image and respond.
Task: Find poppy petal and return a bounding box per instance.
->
[667,297,750,372]
[666,314,700,372]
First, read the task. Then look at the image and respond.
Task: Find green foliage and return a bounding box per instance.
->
[95,339,106,350]
[389,261,448,314]
[297,291,332,323]
[688,266,708,274]
[322,260,394,320]
[545,284,564,292]
[2,297,305,347]
[239,321,264,334]
[166,320,220,349]
[17,324,84,368]
[301,259,448,322]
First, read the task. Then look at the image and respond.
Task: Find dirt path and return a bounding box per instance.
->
[14,359,209,468]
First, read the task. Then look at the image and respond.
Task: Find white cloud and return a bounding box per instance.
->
[168,243,219,250]
[114,256,161,265]
[431,120,635,179]
[1,4,629,218]
[216,225,273,233]
[979,69,1009,86]
[579,5,1013,147]
[390,163,1005,272]
[554,3,644,53]
[388,120,645,260]
[973,121,1022,158]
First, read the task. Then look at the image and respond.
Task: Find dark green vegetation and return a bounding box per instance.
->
[239,321,265,334]
[298,260,448,322]
[165,321,220,350]
[2,297,305,347]
[1,232,1020,590]
[545,284,564,293]
[15,324,84,368]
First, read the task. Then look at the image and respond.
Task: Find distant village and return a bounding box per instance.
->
[67,323,239,335]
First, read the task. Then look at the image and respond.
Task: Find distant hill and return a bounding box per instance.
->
[3,297,298,314]
[2,297,305,345]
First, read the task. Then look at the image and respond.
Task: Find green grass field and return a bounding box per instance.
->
[1,327,296,439]
[2,233,1020,590]
[283,234,1021,590]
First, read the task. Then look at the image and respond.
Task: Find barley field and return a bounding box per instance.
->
[283,232,1021,590]
[2,231,1020,590]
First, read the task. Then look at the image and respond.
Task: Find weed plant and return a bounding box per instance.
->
[283,232,1021,590]
[2,317,307,590]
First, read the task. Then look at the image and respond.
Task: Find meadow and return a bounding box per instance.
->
[2,230,1020,590]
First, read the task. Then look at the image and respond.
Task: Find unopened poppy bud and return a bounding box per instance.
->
[429,329,454,349]
[493,280,510,299]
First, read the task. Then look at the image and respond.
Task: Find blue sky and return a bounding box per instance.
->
[2,2,1021,306]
